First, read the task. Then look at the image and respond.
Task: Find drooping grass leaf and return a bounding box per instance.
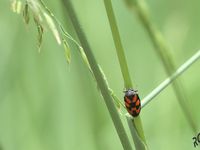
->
[63,39,71,64]
[34,17,44,52]
[23,2,30,24]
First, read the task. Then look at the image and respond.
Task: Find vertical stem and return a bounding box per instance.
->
[62,0,133,150]
[123,0,197,133]
[103,0,147,149]
[103,0,132,88]
[126,115,147,150]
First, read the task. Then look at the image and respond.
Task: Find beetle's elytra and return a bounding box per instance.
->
[124,89,141,117]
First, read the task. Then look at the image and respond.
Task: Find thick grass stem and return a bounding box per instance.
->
[62,0,133,150]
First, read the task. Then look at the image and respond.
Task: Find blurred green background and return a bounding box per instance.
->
[1,0,200,150]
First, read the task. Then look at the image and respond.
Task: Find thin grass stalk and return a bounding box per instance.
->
[142,50,200,107]
[103,0,147,149]
[61,0,133,149]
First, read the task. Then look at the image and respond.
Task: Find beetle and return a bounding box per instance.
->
[124,89,141,117]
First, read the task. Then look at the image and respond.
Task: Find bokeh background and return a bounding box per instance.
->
[0,0,200,150]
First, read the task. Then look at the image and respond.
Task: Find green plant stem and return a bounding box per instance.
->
[126,115,147,150]
[103,0,147,149]
[142,50,200,107]
[123,0,197,133]
[103,0,132,88]
[61,0,133,150]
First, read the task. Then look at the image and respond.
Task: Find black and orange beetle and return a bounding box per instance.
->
[124,89,141,117]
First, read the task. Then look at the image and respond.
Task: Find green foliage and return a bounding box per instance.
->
[11,0,84,64]
[1,0,200,150]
